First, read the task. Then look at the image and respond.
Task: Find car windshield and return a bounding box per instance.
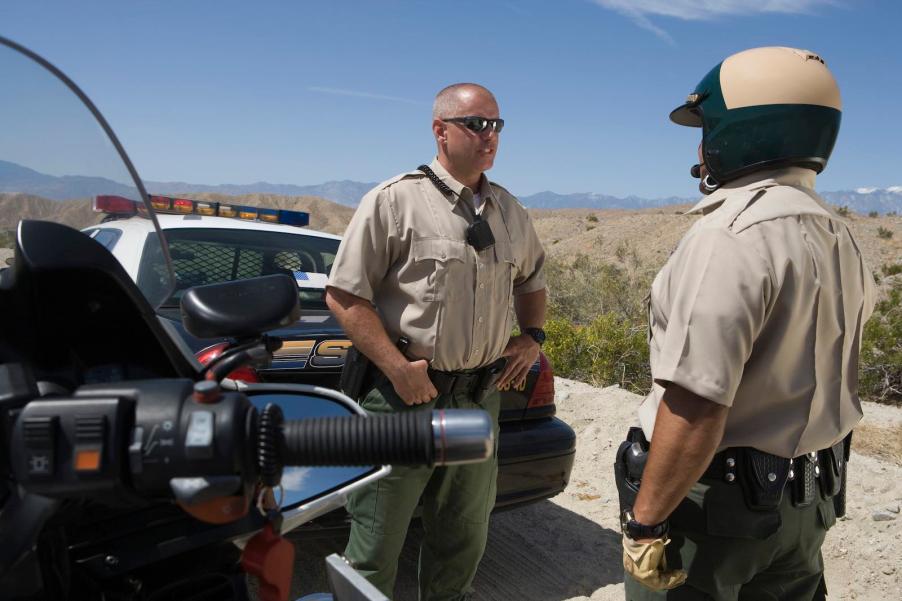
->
[139,227,340,311]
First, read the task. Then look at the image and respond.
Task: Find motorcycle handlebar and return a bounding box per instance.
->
[281,410,493,468]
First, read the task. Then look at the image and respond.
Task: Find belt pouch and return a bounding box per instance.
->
[790,455,817,508]
[739,449,790,511]
[833,432,852,518]
[818,439,845,499]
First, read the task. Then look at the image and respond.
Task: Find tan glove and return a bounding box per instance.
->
[622,535,687,591]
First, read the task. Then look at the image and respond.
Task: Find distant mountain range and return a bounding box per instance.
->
[2,160,900,214]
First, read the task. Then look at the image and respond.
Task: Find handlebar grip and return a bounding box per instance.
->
[281,409,493,468]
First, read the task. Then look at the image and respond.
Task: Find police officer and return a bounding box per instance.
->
[325,83,546,600]
[618,47,878,600]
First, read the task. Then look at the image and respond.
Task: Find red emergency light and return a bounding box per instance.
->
[93,195,138,215]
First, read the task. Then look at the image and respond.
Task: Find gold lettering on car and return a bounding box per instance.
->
[273,339,351,369]
[310,340,352,368]
[496,379,527,392]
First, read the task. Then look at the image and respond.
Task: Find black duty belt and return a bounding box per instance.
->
[701,439,848,510]
[428,356,507,396]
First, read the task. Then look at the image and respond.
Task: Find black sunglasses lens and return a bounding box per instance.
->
[465,117,488,132]
[493,119,504,133]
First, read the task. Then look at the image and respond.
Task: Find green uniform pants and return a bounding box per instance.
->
[344,381,501,601]
[625,475,835,600]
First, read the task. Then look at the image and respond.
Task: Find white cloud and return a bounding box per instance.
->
[887,186,902,194]
[280,467,312,491]
[308,86,424,106]
[856,187,878,194]
[592,1,840,40]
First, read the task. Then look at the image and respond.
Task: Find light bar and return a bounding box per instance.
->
[96,194,310,227]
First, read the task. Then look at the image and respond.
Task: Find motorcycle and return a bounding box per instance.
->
[0,36,493,601]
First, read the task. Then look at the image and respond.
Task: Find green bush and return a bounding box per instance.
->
[859,278,902,404]
[836,205,850,217]
[868,211,879,218]
[542,250,901,406]
[545,254,652,326]
[877,226,893,239]
[586,214,599,223]
[543,254,652,392]
[544,314,650,394]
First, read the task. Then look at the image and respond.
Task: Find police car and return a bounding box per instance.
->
[88,194,575,520]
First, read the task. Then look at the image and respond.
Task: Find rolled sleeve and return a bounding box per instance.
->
[327,188,398,302]
[653,229,772,406]
[512,212,547,295]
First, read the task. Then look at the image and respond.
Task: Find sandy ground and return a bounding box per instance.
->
[290,378,901,600]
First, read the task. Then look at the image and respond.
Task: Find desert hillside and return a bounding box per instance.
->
[2,192,897,271]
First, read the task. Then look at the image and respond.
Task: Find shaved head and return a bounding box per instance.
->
[433,83,497,119]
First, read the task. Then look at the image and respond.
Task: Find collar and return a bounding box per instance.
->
[686,167,817,215]
[428,157,497,209]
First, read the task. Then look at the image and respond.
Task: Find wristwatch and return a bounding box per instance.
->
[522,327,546,346]
[620,508,669,540]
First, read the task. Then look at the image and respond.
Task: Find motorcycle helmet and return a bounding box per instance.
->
[670,46,842,190]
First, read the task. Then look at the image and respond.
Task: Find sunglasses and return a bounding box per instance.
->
[443,115,505,133]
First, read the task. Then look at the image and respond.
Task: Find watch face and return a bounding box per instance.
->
[526,328,546,344]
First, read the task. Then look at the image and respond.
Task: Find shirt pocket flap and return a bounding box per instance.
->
[493,239,517,267]
[413,238,467,263]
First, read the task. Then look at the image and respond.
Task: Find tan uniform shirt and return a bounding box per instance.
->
[639,167,878,458]
[328,158,546,371]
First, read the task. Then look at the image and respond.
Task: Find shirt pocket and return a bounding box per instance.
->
[412,237,467,302]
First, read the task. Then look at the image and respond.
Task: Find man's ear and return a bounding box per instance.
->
[432,118,447,144]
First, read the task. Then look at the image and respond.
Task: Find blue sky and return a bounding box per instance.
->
[2,1,900,199]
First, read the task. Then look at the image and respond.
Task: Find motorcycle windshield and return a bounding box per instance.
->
[0,37,174,308]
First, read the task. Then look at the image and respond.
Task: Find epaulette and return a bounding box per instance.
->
[378,170,427,192]
[488,180,528,210]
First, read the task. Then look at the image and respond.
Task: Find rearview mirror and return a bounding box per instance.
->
[180,274,300,339]
[240,383,387,532]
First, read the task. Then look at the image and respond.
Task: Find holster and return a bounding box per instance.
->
[339,344,372,401]
[614,427,649,512]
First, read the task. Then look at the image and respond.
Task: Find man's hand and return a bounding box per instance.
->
[623,536,687,591]
[498,334,540,390]
[386,359,439,406]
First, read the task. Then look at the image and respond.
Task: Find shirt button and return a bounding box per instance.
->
[441,252,446,259]
[479,283,485,289]
[478,316,484,323]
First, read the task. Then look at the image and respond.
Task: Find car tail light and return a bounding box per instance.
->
[195,342,261,383]
[527,352,555,408]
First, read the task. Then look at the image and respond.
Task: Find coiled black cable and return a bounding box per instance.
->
[257,403,284,487]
